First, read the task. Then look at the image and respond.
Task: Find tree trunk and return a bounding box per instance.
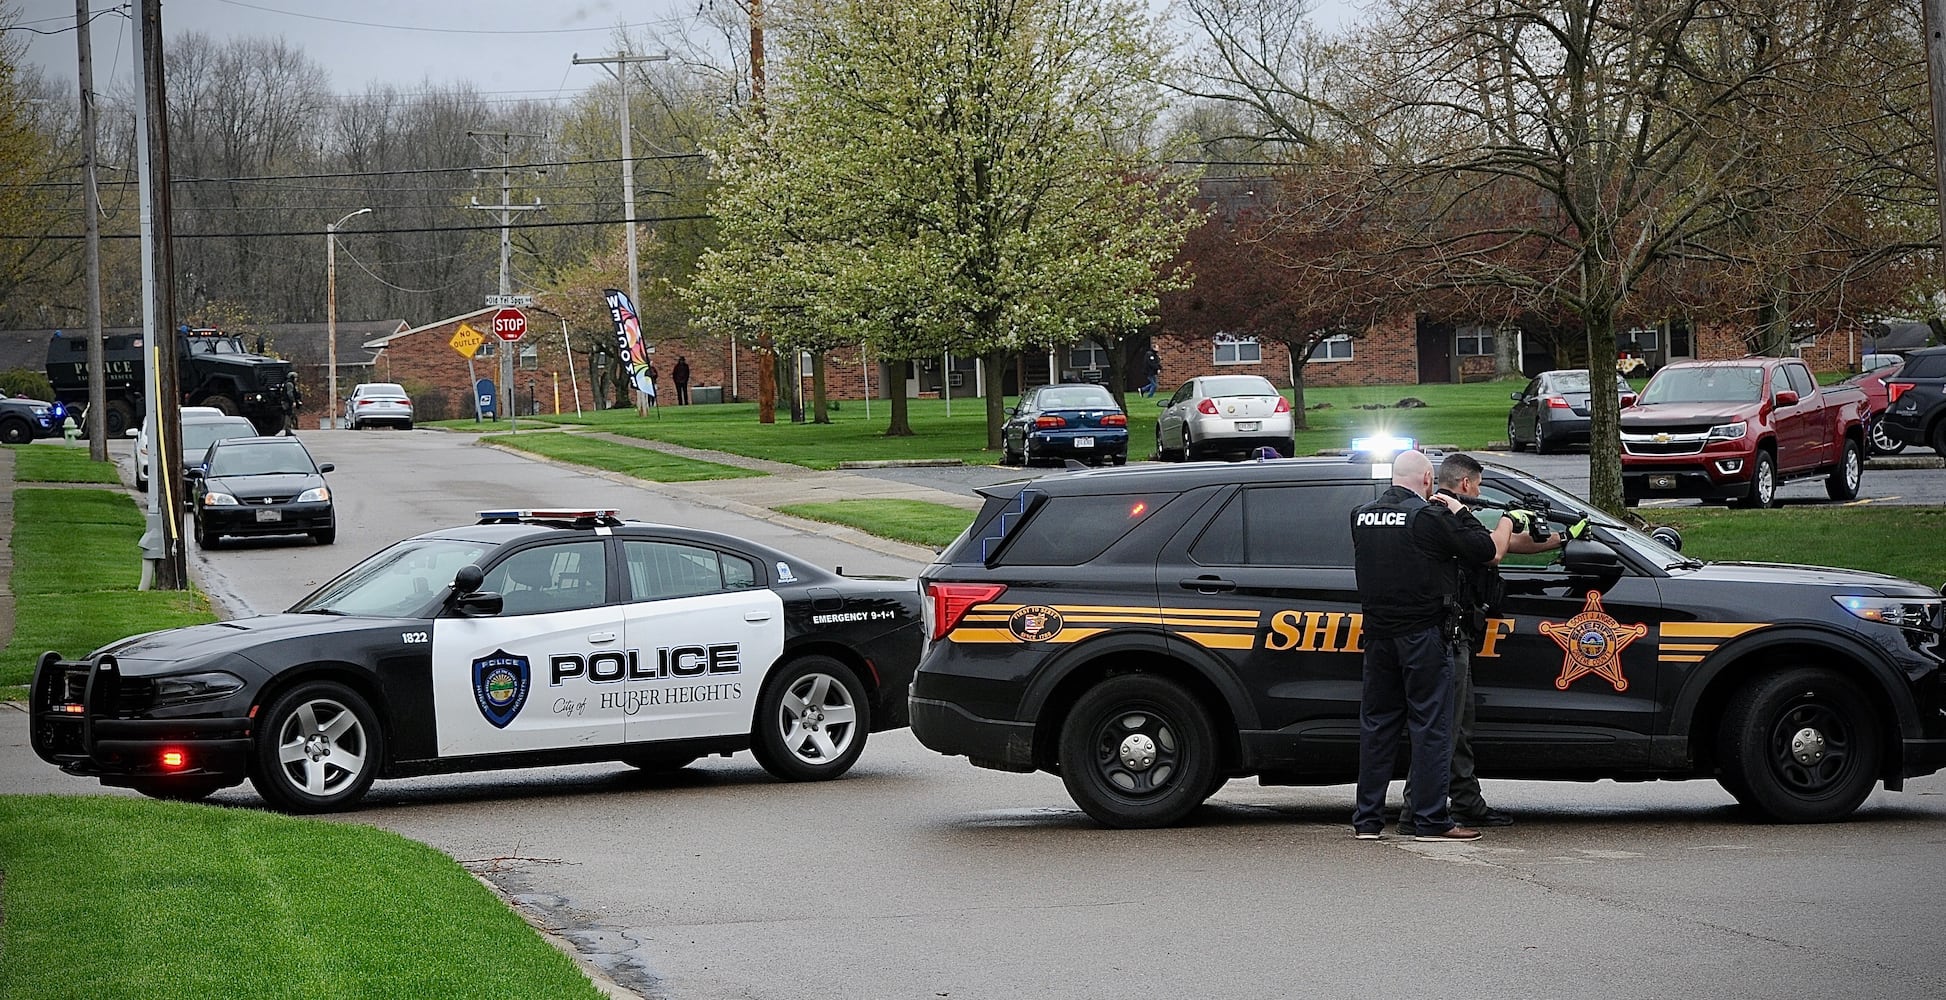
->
[778,348,803,423]
[1103,334,1127,411]
[1494,322,1521,378]
[1290,358,1309,432]
[886,358,913,436]
[1584,307,1625,516]
[756,334,777,424]
[811,350,829,423]
[983,351,1006,450]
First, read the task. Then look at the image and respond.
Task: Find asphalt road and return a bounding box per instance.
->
[7,429,1944,1000]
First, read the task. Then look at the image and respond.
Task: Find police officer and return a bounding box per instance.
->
[1396,452,1572,833]
[1349,448,1502,842]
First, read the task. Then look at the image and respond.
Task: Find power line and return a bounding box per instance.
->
[1,212,713,240]
[212,0,687,36]
[0,5,128,35]
[5,153,707,189]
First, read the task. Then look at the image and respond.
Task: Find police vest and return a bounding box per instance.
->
[1350,489,1460,640]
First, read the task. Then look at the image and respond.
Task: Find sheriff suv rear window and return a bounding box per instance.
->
[995,493,1169,566]
[1191,484,1371,567]
[1903,352,1946,379]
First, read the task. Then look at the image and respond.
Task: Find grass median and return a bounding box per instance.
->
[1639,505,1946,585]
[778,499,978,548]
[9,443,120,484]
[0,795,605,1000]
[481,430,764,482]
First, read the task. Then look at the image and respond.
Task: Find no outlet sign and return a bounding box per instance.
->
[491,307,528,342]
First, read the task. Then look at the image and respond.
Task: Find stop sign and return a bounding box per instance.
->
[491,307,528,342]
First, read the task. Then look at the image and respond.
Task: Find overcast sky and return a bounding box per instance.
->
[18,0,1364,99]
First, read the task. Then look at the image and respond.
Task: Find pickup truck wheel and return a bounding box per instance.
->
[1715,667,1881,823]
[1058,674,1218,828]
[1736,450,1777,508]
[1825,439,1862,502]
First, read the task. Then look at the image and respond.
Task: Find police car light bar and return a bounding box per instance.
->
[1348,435,1416,458]
[476,508,623,526]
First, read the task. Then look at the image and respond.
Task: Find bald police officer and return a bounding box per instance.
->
[1349,449,1501,842]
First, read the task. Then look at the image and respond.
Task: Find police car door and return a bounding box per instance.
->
[617,539,785,742]
[430,538,625,755]
[1473,476,1664,771]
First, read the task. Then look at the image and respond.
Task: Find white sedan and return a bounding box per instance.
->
[1154,374,1296,461]
[345,382,414,430]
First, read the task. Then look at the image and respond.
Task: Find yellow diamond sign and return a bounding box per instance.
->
[450,323,484,359]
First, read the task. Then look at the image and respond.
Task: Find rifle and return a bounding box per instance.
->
[1434,489,1566,544]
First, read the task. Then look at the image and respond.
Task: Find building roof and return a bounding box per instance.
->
[365,307,497,350]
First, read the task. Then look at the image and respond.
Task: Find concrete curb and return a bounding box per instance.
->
[836,458,966,469]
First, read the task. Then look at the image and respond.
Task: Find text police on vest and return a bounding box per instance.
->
[1355,511,1409,527]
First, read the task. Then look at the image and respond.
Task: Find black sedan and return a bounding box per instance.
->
[190,436,336,547]
[1507,369,1638,453]
[1002,382,1129,466]
[28,509,926,811]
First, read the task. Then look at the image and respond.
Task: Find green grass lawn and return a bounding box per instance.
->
[1640,506,1946,585]
[0,489,216,689]
[779,499,979,548]
[424,414,573,432]
[0,795,605,1000]
[8,444,120,483]
[482,431,765,482]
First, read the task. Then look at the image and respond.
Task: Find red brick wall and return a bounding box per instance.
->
[1151,311,1423,389]
[373,310,599,421]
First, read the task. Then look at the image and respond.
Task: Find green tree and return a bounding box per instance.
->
[688,0,1196,443]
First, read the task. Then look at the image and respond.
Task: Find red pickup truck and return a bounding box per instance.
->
[1620,358,1867,507]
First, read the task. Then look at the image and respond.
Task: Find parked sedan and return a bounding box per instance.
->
[345,382,413,430]
[1155,374,1295,461]
[190,436,336,547]
[1507,369,1638,453]
[1002,383,1128,466]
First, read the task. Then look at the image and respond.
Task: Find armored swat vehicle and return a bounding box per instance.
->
[46,327,299,436]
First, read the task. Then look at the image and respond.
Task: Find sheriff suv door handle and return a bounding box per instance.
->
[1180,576,1236,594]
[587,631,618,643]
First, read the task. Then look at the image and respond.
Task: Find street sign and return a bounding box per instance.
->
[491,307,528,342]
[450,322,484,359]
[485,294,535,307]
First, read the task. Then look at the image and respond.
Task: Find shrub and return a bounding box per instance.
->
[0,368,55,401]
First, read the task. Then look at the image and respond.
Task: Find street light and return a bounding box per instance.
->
[326,207,372,430]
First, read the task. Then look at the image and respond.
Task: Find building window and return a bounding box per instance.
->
[1067,340,1109,372]
[1313,334,1353,362]
[1455,325,1495,357]
[1621,327,1660,353]
[476,338,496,358]
[519,342,539,370]
[1213,335,1261,365]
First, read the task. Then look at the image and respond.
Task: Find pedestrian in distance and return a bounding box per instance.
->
[1395,452,1579,834]
[1348,448,1504,842]
[673,355,691,405]
[1139,347,1162,397]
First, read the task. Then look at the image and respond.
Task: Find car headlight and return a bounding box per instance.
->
[202,492,239,506]
[1833,595,1943,631]
[1707,422,1746,440]
[150,670,246,706]
[295,486,330,503]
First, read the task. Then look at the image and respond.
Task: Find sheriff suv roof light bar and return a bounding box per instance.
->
[475,508,623,527]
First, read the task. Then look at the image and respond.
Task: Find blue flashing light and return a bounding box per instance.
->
[1349,435,1416,458]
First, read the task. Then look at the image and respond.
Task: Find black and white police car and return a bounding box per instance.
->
[30,509,923,812]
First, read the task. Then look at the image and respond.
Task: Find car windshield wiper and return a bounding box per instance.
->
[1664,558,1704,571]
[299,608,347,615]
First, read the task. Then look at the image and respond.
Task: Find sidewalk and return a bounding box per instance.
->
[581,431,986,510]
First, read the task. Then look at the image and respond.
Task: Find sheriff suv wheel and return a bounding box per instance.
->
[1058,674,1218,828]
[1716,667,1882,823]
[250,680,383,813]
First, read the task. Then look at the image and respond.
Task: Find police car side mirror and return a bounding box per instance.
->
[454,592,504,617]
[1649,526,1683,551]
[1562,537,1624,574]
[1510,391,1523,401]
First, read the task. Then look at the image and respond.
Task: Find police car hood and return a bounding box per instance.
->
[96,613,390,674]
[1684,561,1940,597]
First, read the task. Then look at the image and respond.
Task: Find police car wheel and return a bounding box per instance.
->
[752,656,870,782]
[1058,674,1218,829]
[249,680,383,813]
[130,779,225,803]
[0,418,30,444]
[1716,667,1881,824]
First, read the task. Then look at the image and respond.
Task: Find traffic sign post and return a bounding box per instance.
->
[491,308,526,433]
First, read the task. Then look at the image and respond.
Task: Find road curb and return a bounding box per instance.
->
[1866,455,1944,470]
[836,458,967,469]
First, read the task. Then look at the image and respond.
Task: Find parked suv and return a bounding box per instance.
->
[910,457,1945,828]
[1881,346,1946,457]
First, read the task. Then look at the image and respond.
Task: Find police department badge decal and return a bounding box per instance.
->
[1008,605,1065,642]
[472,649,531,728]
[1539,591,1646,692]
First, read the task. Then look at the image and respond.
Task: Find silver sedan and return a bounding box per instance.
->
[1154,374,1295,461]
[345,382,414,430]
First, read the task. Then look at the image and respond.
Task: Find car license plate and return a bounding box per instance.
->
[255,508,282,523]
[1649,475,1675,490]
[1074,436,1095,448]
[1236,421,1260,432]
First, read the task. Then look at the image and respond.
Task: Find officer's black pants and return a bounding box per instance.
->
[1401,642,1489,821]
[1352,625,1457,835]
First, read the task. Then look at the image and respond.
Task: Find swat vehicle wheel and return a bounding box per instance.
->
[1058,674,1218,828]
[1716,667,1881,823]
[752,655,870,782]
[250,680,382,813]
[202,394,239,416]
[102,399,136,437]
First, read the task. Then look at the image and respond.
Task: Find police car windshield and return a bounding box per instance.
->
[292,537,494,617]
[208,441,314,477]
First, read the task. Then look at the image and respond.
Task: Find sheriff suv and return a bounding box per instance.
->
[910,459,1946,828]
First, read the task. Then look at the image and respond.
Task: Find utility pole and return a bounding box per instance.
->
[133,0,185,589]
[750,0,781,424]
[469,130,545,432]
[573,51,667,416]
[74,0,106,462]
[1925,0,1946,278]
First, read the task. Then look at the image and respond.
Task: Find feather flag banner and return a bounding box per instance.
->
[604,288,656,399]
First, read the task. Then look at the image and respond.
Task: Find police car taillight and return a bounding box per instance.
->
[926,582,1007,641]
[159,748,188,770]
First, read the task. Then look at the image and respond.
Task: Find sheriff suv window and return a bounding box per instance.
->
[1191,484,1369,566]
[996,493,1168,566]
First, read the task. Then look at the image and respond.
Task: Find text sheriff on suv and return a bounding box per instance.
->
[910,457,1946,828]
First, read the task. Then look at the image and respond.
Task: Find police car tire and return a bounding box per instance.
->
[249,680,383,813]
[1058,674,1218,829]
[751,656,870,782]
[0,418,30,444]
[1716,667,1881,824]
